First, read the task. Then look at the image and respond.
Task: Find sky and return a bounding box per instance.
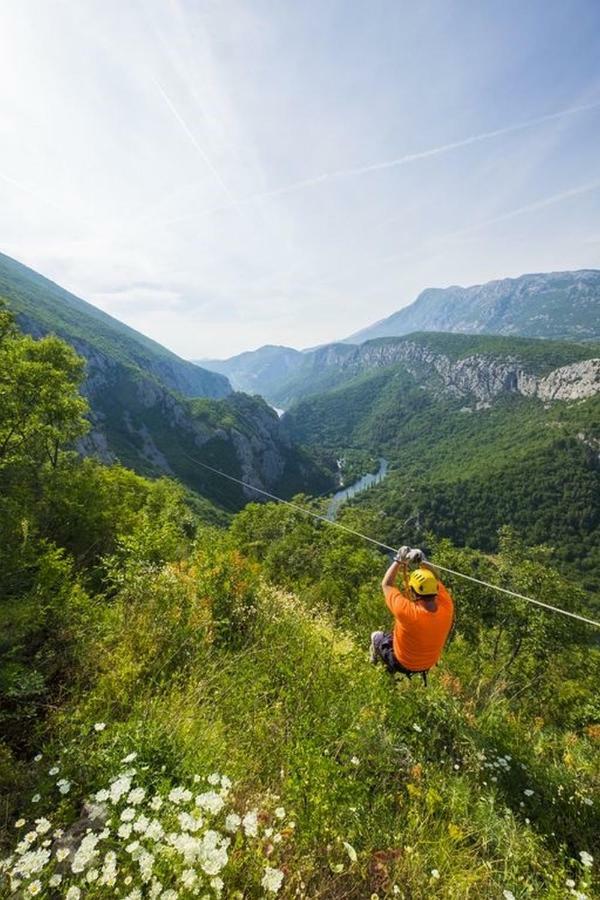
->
[1,1,599,359]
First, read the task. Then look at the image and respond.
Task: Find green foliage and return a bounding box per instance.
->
[1,305,599,897]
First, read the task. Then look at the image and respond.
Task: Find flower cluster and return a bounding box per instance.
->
[0,763,290,897]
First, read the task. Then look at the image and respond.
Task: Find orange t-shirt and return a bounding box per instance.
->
[385,582,454,671]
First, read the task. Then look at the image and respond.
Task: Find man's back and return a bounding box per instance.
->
[385,582,454,671]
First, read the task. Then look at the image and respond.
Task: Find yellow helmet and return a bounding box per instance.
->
[409,567,438,597]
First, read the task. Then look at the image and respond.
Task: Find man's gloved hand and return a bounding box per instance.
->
[393,545,410,563]
[407,548,426,564]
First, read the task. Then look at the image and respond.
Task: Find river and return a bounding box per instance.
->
[326,457,389,520]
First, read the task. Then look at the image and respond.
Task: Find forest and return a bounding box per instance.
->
[0,311,598,898]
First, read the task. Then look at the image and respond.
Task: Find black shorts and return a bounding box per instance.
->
[372,631,429,680]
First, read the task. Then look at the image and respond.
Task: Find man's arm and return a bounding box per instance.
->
[381,559,402,599]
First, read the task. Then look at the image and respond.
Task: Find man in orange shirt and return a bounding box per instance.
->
[370,546,454,680]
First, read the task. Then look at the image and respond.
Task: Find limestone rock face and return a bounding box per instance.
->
[315,340,600,404]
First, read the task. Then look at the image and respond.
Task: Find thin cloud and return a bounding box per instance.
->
[157,98,600,228]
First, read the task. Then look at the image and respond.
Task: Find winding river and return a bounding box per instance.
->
[326,457,389,520]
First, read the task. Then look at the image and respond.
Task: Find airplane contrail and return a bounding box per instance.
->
[156,98,600,228]
[294,99,600,185]
[441,179,600,241]
[153,79,240,211]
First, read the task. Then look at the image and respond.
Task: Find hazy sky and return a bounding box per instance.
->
[1,1,599,358]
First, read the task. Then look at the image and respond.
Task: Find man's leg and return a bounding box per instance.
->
[370,631,399,673]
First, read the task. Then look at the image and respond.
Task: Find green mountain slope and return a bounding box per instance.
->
[282,333,600,589]
[345,269,600,343]
[0,251,230,398]
[0,253,332,509]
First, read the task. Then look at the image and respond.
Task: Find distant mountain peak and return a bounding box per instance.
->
[344,269,600,344]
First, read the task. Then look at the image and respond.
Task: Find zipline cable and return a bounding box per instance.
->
[182,450,600,630]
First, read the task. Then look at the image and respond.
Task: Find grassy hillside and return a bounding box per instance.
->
[1,304,598,897]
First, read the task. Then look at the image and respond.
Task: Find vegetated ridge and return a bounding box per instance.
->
[1,293,598,896]
[199,270,600,403]
[0,252,331,509]
[282,332,600,594]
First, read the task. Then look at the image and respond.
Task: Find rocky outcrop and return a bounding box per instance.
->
[307,339,600,405]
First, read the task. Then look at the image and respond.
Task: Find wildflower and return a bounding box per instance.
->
[28,882,42,895]
[221,775,232,791]
[86,867,100,882]
[49,874,63,887]
[225,812,241,832]
[100,850,118,886]
[453,764,459,770]
[138,849,154,882]
[274,806,286,820]
[208,772,221,786]
[128,787,146,805]
[71,832,100,873]
[35,818,51,835]
[583,798,593,806]
[566,880,576,888]
[49,766,59,776]
[66,888,81,900]
[262,866,285,894]
[149,879,163,898]
[33,754,42,763]
[178,811,203,832]
[242,809,259,837]
[211,876,224,894]
[110,775,132,803]
[149,795,163,811]
[412,724,422,733]
[193,774,201,783]
[24,832,38,845]
[161,891,178,900]
[579,850,593,867]
[133,813,150,833]
[95,789,109,802]
[31,795,40,803]
[14,819,25,828]
[144,819,164,842]
[121,807,136,822]
[57,779,71,795]
[350,756,360,766]
[523,789,534,797]
[94,722,106,731]
[56,848,70,862]
[118,823,133,839]
[431,869,440,879]
[343,841,357,863]
[195,790,224,814]
[181,868,197,888]
[503,892,516,900]
[122,752,138,763]
[169,786,192,805]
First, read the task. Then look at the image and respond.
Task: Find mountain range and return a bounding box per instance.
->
[281,331,600,591]
[200,269,600,404]
[0,252,331,509]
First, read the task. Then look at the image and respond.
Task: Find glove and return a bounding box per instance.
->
[407,548,426,564]
[393,546,410,563]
